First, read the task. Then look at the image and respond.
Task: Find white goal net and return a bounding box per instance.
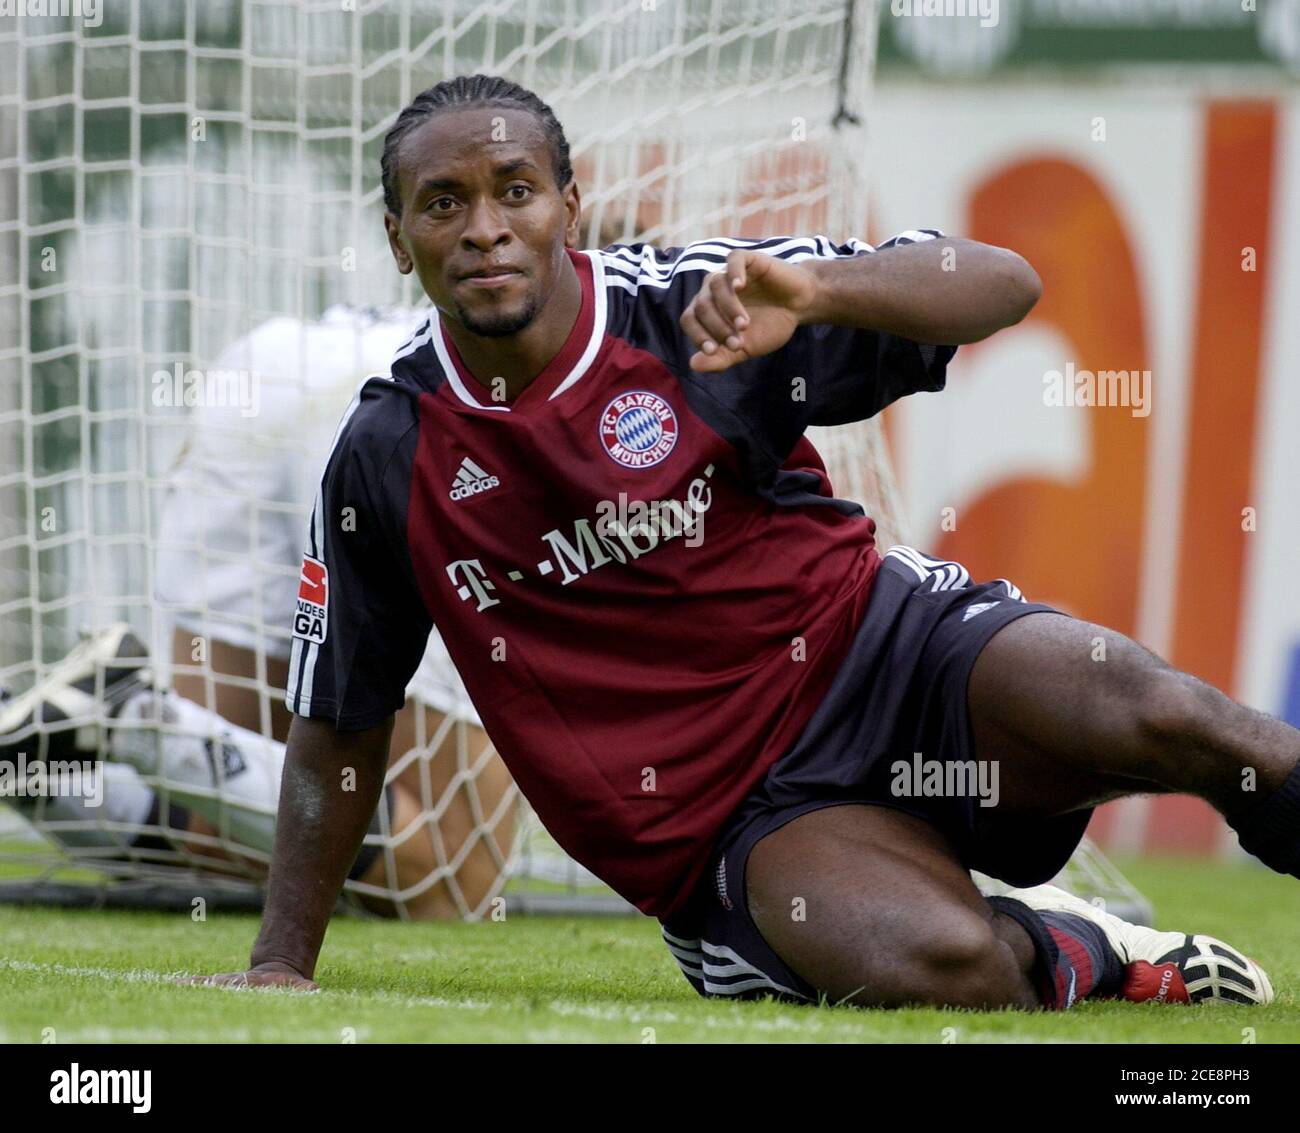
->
[0,0,1149,924]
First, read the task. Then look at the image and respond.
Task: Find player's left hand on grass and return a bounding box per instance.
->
[176,963,320,992]
[679,249,818,373]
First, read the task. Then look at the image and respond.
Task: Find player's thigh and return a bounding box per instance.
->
[966,612,1182,809]
[389,701,514,846]
[383,701,516,917]
[357,782,462,919]
[169,627,293,741]
[745,805,1030,1007]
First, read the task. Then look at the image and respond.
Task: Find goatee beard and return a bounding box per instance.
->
[457,293,540,338]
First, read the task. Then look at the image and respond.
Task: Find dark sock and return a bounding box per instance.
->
[988,896,1124,1010]
[130,794,191,855]
[1230,757,1300,878]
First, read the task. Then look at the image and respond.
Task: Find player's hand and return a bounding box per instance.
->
[177,962,319,992]
[679,249,818,373]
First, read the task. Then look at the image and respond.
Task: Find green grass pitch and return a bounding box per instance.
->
[1,858,1297,1043]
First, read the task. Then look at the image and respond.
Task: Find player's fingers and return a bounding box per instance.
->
[692,288,735,348]
[245,971,319,991]
[691,276,742,351]
[176,971,319,991]
[706,271,750,344]
[723,252,751,328]
[688,348,726,373]
[272,975,320,992]
[679,303,721,356]
[689,341,748,374]
[175,972,251,988]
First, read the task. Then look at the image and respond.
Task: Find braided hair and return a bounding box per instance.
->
[380,73,573,215]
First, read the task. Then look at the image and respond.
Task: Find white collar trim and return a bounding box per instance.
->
[548,249,607,401]
[433,249,606,412]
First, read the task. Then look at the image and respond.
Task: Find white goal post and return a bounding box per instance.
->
[0,0,1150,924]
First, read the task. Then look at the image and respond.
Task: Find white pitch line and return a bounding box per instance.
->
[3,960,830,1031]
[3,959,179,984]
[3,959,1082,1042]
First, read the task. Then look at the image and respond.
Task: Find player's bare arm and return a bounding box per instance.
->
[165,624,512,920]
[680,237,1041,373]
[181,715,393,990]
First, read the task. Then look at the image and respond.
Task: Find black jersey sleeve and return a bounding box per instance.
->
[285,378,433,731]
[602,232,956,480]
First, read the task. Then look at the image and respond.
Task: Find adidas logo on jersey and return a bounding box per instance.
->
[962,600,1002,622]
[449,457,501,501]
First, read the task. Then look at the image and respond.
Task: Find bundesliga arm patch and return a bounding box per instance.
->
[293,554,328,644]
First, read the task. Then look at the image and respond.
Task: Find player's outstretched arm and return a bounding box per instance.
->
[180,713,395,991]
[681,237,1041,373]
[797,237,1041,344]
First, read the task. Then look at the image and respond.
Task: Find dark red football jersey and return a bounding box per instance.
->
[287,233,955,917]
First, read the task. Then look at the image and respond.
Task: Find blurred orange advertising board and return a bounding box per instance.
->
[871,86,1300,858]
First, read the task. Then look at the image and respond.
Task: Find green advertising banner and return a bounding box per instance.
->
[878,0,1300,75]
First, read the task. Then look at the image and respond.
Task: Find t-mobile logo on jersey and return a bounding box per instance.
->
[445,467,716,612]
[446,559,501,612]
[595,491,704,549]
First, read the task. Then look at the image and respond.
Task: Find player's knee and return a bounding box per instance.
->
[855,912,1025,1010]
[919,914,1022,1004]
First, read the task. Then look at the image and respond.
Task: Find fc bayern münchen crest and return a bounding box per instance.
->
[599,390,679,469]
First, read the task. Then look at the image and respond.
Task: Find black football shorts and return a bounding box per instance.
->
[660,546,1092,1003]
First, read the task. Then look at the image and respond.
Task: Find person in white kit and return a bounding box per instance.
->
[5,306,514,920]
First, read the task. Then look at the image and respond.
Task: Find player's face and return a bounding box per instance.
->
[384,106,580,338]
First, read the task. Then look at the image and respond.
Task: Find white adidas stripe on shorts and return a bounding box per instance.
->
[883,545,1024,602]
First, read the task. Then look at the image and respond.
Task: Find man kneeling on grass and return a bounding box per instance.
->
[175,76,1294,1007]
